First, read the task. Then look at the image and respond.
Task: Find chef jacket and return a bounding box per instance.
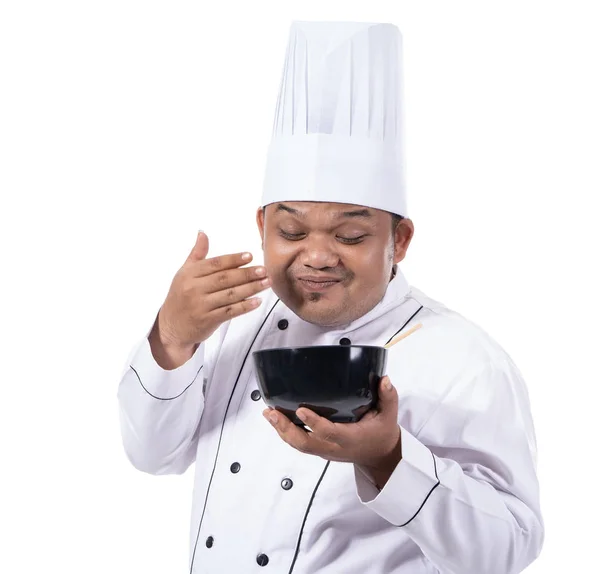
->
[117,270,544,573]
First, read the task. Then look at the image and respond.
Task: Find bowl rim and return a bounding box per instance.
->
[252,345,387,354]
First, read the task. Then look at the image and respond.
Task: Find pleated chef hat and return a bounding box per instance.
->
[262,21,407,217]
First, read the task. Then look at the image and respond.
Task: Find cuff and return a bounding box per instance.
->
[356,426,440,527]
[127,335,205,400]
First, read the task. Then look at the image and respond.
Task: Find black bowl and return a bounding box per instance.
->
[252,345,387,424]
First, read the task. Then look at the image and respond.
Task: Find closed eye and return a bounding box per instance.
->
[279,230,367,244]
[337,235,366,245]
[279,230,305,241]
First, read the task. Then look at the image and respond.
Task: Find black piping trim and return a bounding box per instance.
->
[288,461,330,574]
[384,304,424,345]
[189,299,280,574]
[130,364,203,401]
[398,451,440,527]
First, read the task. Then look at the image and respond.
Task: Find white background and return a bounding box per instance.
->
[1,1,598,572]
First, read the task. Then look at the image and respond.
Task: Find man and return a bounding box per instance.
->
[118,21,544,573]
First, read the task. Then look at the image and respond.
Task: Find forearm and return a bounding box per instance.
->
[410,456,541,573]
[357,428,544,574]
[117,333,206,475]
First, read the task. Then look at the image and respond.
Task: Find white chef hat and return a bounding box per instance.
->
[261,21,407,217]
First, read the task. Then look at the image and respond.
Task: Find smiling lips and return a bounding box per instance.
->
[296,276,343,292]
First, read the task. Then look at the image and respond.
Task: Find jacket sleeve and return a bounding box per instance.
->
[116,315,227,475]
[355,359,544,574]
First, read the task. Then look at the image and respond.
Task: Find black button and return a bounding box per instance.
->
[281,478,293,490]
[205,536,214,548]
[230,462,241,473]
[278,319,289,330]
[339,337,352,346]
[256,553,269,566]
[251,390,261,401]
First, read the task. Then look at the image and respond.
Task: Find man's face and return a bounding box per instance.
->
[256,201,413,327]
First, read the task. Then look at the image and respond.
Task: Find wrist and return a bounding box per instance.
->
[362,427,402,490]
[149,317,198,370]
[160,333,196,353]
[154,310,193,350]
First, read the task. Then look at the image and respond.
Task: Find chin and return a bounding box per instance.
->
[272,278,359,326]
[294,303,352,328]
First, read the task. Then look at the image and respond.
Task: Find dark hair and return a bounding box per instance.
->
[390,212,404,232]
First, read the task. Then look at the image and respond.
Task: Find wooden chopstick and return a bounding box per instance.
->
[384,323,423,349]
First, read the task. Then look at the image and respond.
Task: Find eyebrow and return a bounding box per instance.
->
[275,204,373,220]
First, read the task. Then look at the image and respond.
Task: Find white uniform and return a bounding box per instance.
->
[117,270,544,573]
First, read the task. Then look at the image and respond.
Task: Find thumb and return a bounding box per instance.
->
[186,230,209,263]
[378,376,398,416]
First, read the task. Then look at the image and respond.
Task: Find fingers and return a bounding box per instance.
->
[377,376,398,419]
[296,408,338,443]
[206,294,264,322]
[263,381,401,465]
[207,275,271,310]
[180,234,272,322]
[188,251,254,278]
[202,265,268,294]
[263,409,316,454]
[185,231,210,264]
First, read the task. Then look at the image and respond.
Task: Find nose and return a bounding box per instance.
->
[299,236,340,269]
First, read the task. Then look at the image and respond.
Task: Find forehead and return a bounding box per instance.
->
[268,201,380,217]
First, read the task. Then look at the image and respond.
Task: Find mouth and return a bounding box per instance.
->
[296,277,343,293]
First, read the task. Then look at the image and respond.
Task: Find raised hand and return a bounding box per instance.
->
[149,231,270,367]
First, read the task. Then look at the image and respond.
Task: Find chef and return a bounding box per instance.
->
[117,21,544,573]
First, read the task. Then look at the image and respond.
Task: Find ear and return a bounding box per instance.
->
[393,218,414,264]
[256,206,265,249]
